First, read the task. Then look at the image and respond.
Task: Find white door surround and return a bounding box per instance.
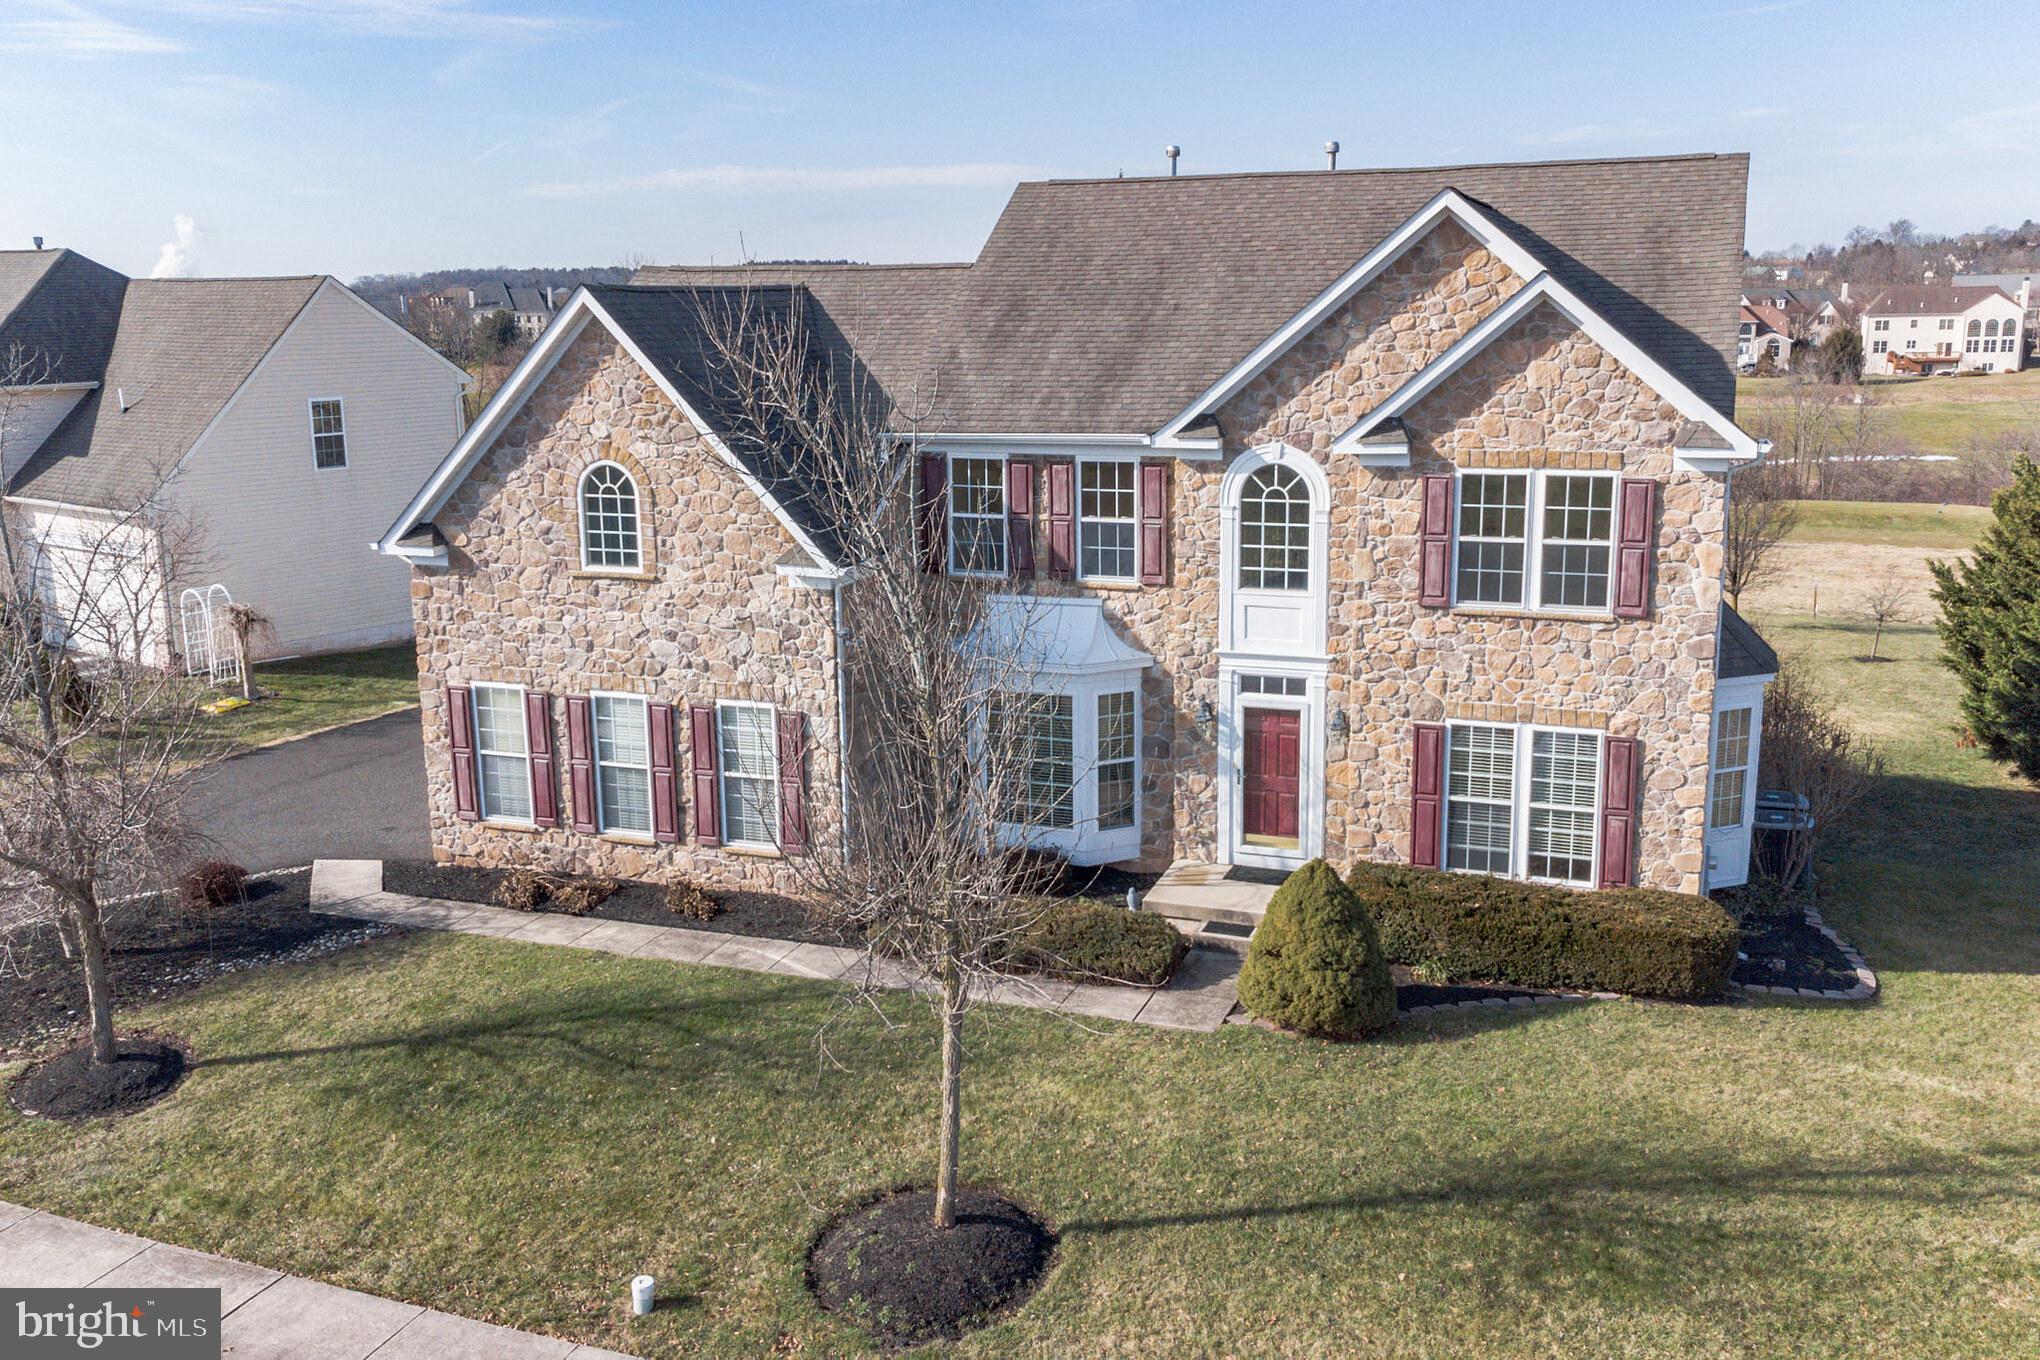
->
[1216,660,1329,870]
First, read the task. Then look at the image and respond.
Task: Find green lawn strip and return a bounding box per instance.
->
[1784,500,1991,550]
[202,643,420,752]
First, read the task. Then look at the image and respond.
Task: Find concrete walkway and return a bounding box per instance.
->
[0,1202,639,1359]
[311,860,1241,1032]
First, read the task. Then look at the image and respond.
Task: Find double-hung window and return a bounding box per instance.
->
[1096,691,1137,830]
[1446,722,1602,886]
[592,693,652,836]
[1078,461,1137,580]
[1454,472,1616,612]
[716,702,779,848]
[1710,708,1752,830]
[948,456,1007,575]
[472,683,532,823]
[992,692,1076,829]
[310,398,347,470]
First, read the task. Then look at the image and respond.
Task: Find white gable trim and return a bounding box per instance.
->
[1329,272,1763,467]
[373,288,836,571]
[1151,189,1546,445]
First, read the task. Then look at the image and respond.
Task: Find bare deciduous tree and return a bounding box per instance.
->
[1743,371,1887,499]
[0,342,218,1065]
[1758,657,1885,889]
[693,287,1083,1229]
[221,601,272,701]
[1860,569,1913,662]
[1723,462,1800,607]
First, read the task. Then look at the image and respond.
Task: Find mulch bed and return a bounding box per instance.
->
[1390,963,1553,1010]
[806,1186,1056,1350]
[8,1035,188,1121]
[1733,910,1861,991]
[1,871,402,1060]
[381,860,853,946]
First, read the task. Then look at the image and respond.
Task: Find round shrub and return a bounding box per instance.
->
[178,859,248,913]
[1009,901,1186,986]
[664,878,723,922]
[1237,859,1396,1038]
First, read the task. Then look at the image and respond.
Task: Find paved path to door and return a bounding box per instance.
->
[0,1202,640,1360]
[312,860,1242,1032]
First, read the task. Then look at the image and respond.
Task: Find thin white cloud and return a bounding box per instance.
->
[149,0,581,41]
[150,214,201,278]
[165,71,288,115]
[1514,122,1675,147]
[527,162,1051,200]
[0,2,187,54]
[1731,105,1792,121]
[1715,0,1810,15]
[1950,100,2040,153]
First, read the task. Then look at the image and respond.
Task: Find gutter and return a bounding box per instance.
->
[832,578,853,862]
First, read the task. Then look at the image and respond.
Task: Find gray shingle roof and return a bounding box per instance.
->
[10,276,323,508]
[468,281,513,312]
[1719,604,1779,680]
[1859,283,2011,316]
[0,249,129,387]
[507,287,552,315]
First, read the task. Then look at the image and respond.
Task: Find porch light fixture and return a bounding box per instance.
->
[1329,707,1349,739]
[1194,698,1215,729]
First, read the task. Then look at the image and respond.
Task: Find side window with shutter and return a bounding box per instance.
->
[1418,475,1453,607]
[688,704,721,846]
[1410,722,1445,867]
[1613,479,1659,619]
[447,685,479,821]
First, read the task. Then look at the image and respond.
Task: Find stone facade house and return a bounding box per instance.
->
[378,152,1779,900]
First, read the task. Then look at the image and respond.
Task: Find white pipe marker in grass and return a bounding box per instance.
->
[631,1275,655,1316]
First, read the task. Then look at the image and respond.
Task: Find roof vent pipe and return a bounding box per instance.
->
[1325,141,1340,170]
[117,388,129,412]
[33,236,44,250]
[1165,145,1180,176]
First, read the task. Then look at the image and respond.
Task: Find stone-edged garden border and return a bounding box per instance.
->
[1399,988,1619,1018]
[1734,904,1879,1001]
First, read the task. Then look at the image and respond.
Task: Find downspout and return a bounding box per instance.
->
[833,576,852,862]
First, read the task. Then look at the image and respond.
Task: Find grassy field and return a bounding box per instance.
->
[193,643,419,752]
[5,611,2039,1355]
[1782,498,1991,549]
[1737,369,2040,458]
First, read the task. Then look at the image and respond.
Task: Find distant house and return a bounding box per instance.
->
[1,247,471,664]
[1737,302,1793,371]
[1858,283,2026,375]
[1954,272,2039,341]
[413,280,558,341]
[507,287,557,340]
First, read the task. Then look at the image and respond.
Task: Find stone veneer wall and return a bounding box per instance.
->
[410,326,840,893]
[1001,221,1722,892]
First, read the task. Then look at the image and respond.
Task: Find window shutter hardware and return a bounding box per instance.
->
[1045,460,1075,579]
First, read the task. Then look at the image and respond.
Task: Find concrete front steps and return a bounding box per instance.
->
[1143,861,1277,953]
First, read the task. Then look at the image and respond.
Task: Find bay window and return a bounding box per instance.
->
[1096,691,1137,830]
[1445,722,1603,886]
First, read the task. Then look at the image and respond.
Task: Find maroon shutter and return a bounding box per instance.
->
[777,709,809,855]
[1411,722,1445,868]
[447,685,479,822]
[688,704,721,846]
[649,702,680,843]
[526,691,559,828]
[1598,736,1640,888]
[1045,460,1075,578]
[918,454,947,574]
[1613,478,1658,619]
[565,696,597,833]
[1139,460,1169,586]
[1006,459,1036,576]
[1418,474,1453,607]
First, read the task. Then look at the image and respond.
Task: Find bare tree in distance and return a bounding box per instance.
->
[1860,569,1912,662]
[1742,370,1887,499]
[0,341,220,1066]
[692,285,1091,1230]
[1722,461,1800,608]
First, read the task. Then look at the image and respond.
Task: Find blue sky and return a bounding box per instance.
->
[3,1,2035,280]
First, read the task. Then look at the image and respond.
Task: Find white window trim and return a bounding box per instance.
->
[308,397,347,471]
[1442,720,1603,888]
[945,452,1009,580]
[577,459,644,574]
[590,689,654,840]
[1217,443,1332,662]
[1708,705,1753,831]
[1075,455,1140,584]
[1450,469,1620,617]
[990,674,1143,865]
[471,680,535,827]
[715,699,780,851]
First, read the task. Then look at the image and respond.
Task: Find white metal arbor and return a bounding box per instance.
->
[178,584,242,689]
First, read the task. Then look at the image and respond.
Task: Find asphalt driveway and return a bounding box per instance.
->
[187,709,431,872]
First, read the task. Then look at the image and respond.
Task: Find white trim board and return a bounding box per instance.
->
[1329,272,1764,467]
[1152,189,1547,445]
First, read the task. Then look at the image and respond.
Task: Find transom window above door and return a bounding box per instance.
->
[1237,463,1312,592]
[1454,471,1617,611]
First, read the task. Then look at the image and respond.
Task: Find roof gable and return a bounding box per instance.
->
[0,249,128,389]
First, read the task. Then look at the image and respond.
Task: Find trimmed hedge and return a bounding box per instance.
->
[1009,901,1187,987]
[1347,861,1737,1000]
[1237,859,1397,1038]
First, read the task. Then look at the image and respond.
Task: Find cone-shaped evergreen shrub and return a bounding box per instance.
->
[1933,454,2040,784]
[1236,858,1396,1038]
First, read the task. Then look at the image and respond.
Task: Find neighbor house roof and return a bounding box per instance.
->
[0,248,129,387]
[507,287,552,315]
[1740,302,1790,335]
[469,281,513,312]
[1859,283,2012,317]
[1718,603,1779,680]
[10,276,324,508]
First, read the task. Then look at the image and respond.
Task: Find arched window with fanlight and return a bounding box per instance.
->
[1985,319,2000,338]
[578,462,642,571]
[1968,318,1983,337]
[1237,464,1312,592]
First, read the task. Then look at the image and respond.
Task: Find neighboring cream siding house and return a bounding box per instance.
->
[169,281,470,655]
[2,249,470,664]
[1859,283,2025,375]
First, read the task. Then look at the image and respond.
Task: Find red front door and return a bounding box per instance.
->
[1242,707,1301,846]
